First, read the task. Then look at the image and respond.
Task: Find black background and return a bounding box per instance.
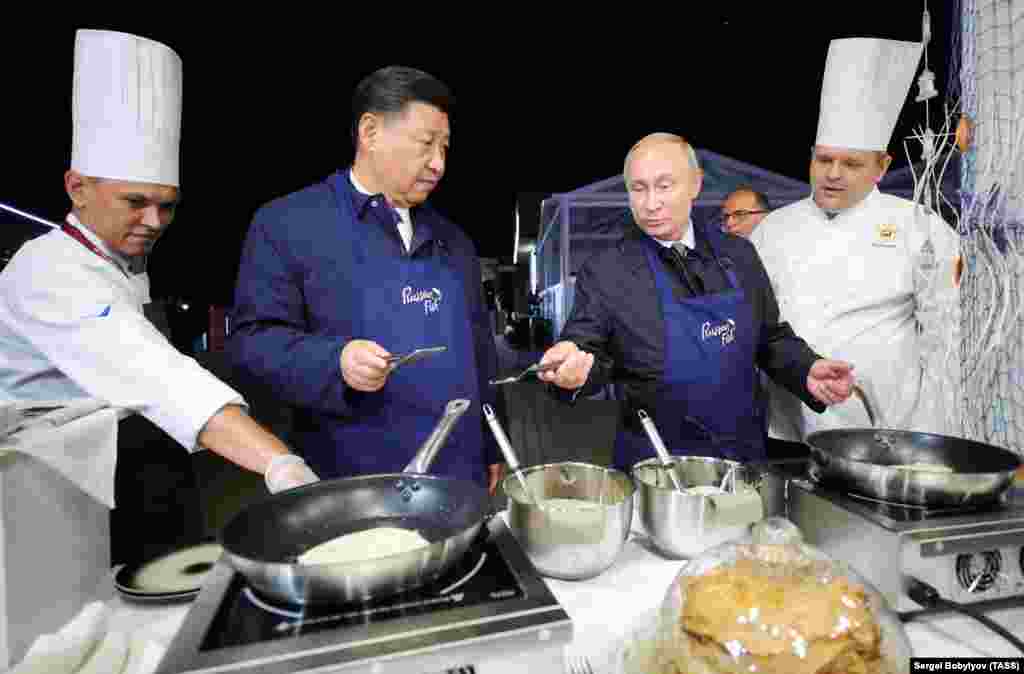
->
[2,8,959,307]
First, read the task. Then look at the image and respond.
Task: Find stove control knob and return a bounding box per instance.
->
[995,572,1012,595]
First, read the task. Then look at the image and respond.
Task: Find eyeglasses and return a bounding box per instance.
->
[722,209,769,221]
[715,209,769,232]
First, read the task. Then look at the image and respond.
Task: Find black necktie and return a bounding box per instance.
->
[669,242,704,296]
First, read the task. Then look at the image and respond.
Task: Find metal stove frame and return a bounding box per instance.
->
[761,462,1024,614]
[156,517,572,674]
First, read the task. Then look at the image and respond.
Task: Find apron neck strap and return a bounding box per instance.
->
[61,222,130,278]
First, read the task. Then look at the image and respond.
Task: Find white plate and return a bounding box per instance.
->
[114,542,222,599]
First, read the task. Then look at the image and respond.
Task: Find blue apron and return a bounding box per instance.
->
[613,235,764,471]
[303,174,486,486]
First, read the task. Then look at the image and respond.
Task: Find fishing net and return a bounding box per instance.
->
[951,0,1024,454]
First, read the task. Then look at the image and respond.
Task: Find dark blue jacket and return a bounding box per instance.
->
[558,222,825,436]
[228,171,501,472]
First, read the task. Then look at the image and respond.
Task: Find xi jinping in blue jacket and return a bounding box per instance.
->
[229,66,504,493]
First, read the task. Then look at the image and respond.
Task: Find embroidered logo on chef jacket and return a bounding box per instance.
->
[873,223,899,248]
[402,286,443,315]
[701,319,736,345]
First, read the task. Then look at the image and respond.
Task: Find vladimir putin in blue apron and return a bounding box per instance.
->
[539,134,855,470]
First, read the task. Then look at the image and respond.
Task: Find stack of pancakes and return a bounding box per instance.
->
[669,557,887,674]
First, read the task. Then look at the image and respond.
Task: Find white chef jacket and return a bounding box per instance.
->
[0,214,243,452]
[750,188,960,440]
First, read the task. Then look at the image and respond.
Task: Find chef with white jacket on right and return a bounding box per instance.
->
[750,37,960,442]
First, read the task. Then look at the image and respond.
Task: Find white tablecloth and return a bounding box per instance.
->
[545,532,1024,671]
[22,531,1024,673]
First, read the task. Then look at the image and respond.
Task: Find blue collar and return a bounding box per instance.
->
[346,169,390,220]
[335,167,441,252]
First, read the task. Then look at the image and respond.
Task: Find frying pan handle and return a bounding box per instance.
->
[404,399,472,473]
[809,445,831,467]
[851,383,880,428]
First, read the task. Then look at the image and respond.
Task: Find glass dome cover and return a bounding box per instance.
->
[619,517,911,674]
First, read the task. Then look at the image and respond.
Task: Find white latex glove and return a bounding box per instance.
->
[264,454,320,494]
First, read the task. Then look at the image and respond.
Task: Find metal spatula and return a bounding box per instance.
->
[488,359,564,386]
[385,346,446,370]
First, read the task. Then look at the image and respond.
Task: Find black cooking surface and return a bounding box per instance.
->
[199,529,525,651]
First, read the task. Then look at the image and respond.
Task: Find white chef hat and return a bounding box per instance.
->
[815,38,923,152]
[71,29,182,187]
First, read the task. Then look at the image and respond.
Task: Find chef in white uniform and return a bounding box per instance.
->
[750,38,960,441]
[0,30,319,544]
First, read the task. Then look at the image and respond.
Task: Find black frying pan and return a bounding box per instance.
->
[806,427,1020,507]
[806,385,1021,507]
[219,399,491,604]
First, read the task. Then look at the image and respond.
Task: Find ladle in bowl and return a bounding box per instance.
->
[637,410,686,493]
[483,404,546,510]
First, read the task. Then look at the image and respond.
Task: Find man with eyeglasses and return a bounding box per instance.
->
[750,38,959,442]
[720,188,771,238]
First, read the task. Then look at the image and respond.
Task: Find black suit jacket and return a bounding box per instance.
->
[557,222,826,434]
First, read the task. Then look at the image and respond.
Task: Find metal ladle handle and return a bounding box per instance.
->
[638,410,685,492]
[638,410,672,465]
[404,399,471,473]
[482,404,520,471]
[483,404,545,508]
